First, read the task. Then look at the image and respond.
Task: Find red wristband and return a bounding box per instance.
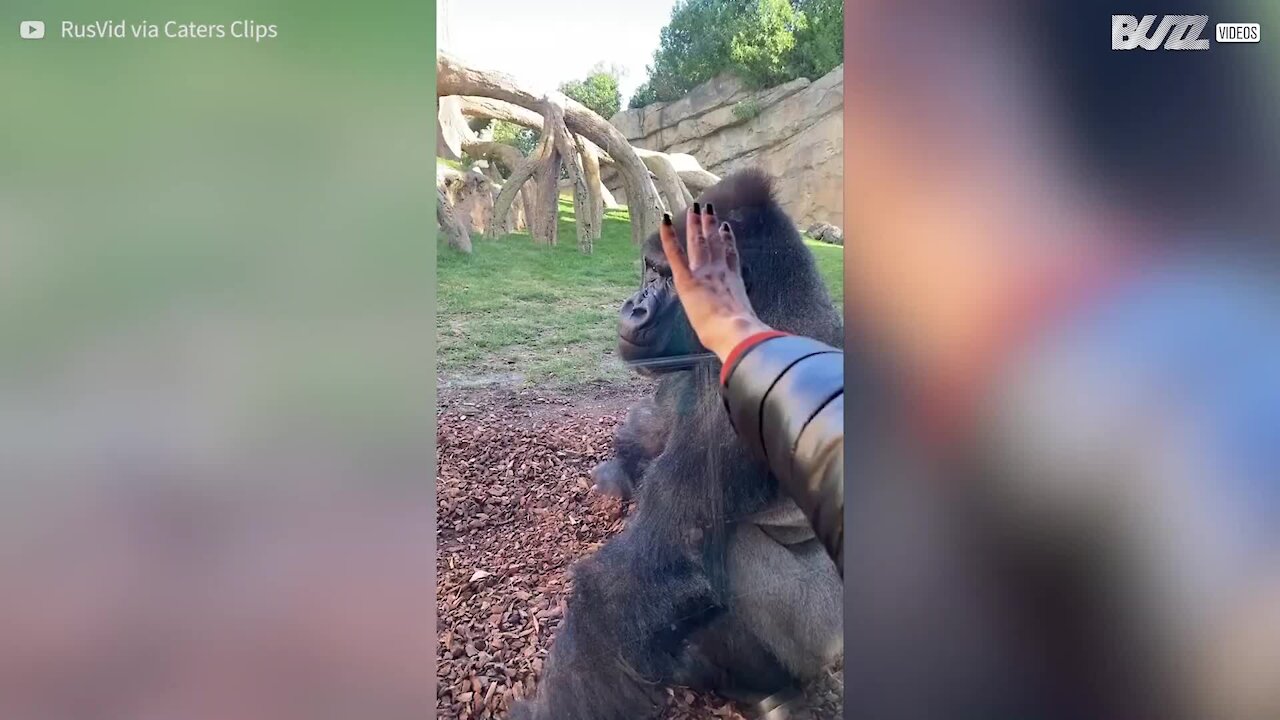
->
[720,330,790,385]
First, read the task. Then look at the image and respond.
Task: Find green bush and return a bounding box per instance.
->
[489,119,537,157]
[731,98,761,121]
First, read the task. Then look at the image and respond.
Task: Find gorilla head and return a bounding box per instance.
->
[617,169,841,375]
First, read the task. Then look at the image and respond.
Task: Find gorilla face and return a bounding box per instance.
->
[617,239,704,375]
[616,168,838,377]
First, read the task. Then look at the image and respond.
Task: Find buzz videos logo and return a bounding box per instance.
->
[1112,15,1261,50]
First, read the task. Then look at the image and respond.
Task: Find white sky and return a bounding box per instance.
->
[437,0,679,104]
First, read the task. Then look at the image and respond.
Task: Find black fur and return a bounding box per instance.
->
[511,169,843,719]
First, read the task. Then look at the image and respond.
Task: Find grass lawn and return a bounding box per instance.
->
[437,198,843,386]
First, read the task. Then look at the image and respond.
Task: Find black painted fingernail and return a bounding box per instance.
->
[692,202,701,214]
[705,203,714,215]
[721,222,731,232]
[662,213,672,225]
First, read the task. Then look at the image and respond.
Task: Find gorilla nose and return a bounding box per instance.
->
[628,304,649,321]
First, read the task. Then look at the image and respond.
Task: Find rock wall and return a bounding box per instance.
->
[609,65,843,229]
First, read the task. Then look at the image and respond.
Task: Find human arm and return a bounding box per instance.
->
[659,206,845,572]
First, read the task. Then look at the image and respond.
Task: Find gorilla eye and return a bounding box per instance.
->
[644,257,671,279]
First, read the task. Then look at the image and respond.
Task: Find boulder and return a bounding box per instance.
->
[437,166,509,235]
[805,222,844,246]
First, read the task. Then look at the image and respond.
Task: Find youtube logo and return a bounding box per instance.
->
[20,20,45,40]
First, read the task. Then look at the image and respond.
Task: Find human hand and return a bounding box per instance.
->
[658,203,773,362]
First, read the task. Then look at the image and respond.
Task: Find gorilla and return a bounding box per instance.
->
[511,169,843,720]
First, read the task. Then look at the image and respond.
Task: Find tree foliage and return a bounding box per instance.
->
[628,82,660,109]
[789,0,843,81]
[728,0,806,88]
[628,0,843,108]
[559,64,624,121]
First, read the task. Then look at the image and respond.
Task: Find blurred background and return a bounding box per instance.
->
[841,1,1280,719]
[0,1,434,718]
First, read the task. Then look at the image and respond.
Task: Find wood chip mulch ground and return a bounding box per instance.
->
[436,387,841,720]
